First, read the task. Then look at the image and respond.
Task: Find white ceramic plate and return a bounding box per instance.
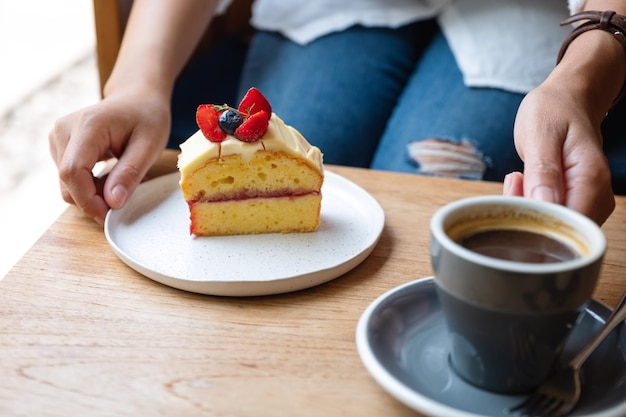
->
[356,277,626,417]
[105,170,384,296]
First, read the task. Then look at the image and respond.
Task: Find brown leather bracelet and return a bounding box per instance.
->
[557,10,626,106]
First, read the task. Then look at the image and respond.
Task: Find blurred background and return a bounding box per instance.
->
[0,1,100,277]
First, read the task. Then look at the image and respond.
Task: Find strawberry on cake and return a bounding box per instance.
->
[177,88,324,237]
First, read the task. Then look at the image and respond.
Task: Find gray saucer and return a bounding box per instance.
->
[356,277,626,417]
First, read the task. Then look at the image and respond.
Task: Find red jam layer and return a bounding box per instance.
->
[189,189,320,204]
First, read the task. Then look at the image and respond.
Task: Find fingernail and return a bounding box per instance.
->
[111,184,128,207]
[531,185,557,203]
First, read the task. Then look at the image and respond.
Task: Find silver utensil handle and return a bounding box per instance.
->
[570,290,626,370]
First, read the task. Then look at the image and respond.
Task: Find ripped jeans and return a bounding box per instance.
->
[238,20,524,182]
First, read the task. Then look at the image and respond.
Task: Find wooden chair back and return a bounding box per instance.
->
[92,0,253,96]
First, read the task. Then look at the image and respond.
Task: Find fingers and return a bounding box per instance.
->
[48,85,172,225]
[50,110,98,217]
[54,111,113,224]
[50,103,137,224]
[503,172,524,196]
[103,136,161,210]
[513,89,572,207]
[505,168,615,225]
[514,122,564,205]
[518,143,615,225]
[562,161,616,225]
[101,104,170,210]
[521,159,562,205]
[60,162,110,224]
[566,188,615,226]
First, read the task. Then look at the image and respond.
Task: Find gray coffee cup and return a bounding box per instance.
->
[430,196,606,393]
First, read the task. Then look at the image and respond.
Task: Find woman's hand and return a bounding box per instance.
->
[505,18,626,225]
[48,0,218,225]
[49,89,170,224]
[504,81,615,225]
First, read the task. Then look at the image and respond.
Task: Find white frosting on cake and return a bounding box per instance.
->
[178,114,323,177]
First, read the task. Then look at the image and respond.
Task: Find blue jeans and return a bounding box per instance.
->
[238,22,524,182]
[170,22,626,191]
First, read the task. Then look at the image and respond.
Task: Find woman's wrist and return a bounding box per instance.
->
[103,0,217,102]
[103,64,174,103]
[554,21,626,117]
[558,10,626,107]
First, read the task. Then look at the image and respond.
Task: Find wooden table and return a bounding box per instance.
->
[2,158,625,417]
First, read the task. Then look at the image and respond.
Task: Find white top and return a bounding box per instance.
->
[219,0,581,93]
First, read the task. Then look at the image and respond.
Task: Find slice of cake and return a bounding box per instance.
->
[177,88,324,236]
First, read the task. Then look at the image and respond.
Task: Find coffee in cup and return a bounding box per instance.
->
[430,196,605,393]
